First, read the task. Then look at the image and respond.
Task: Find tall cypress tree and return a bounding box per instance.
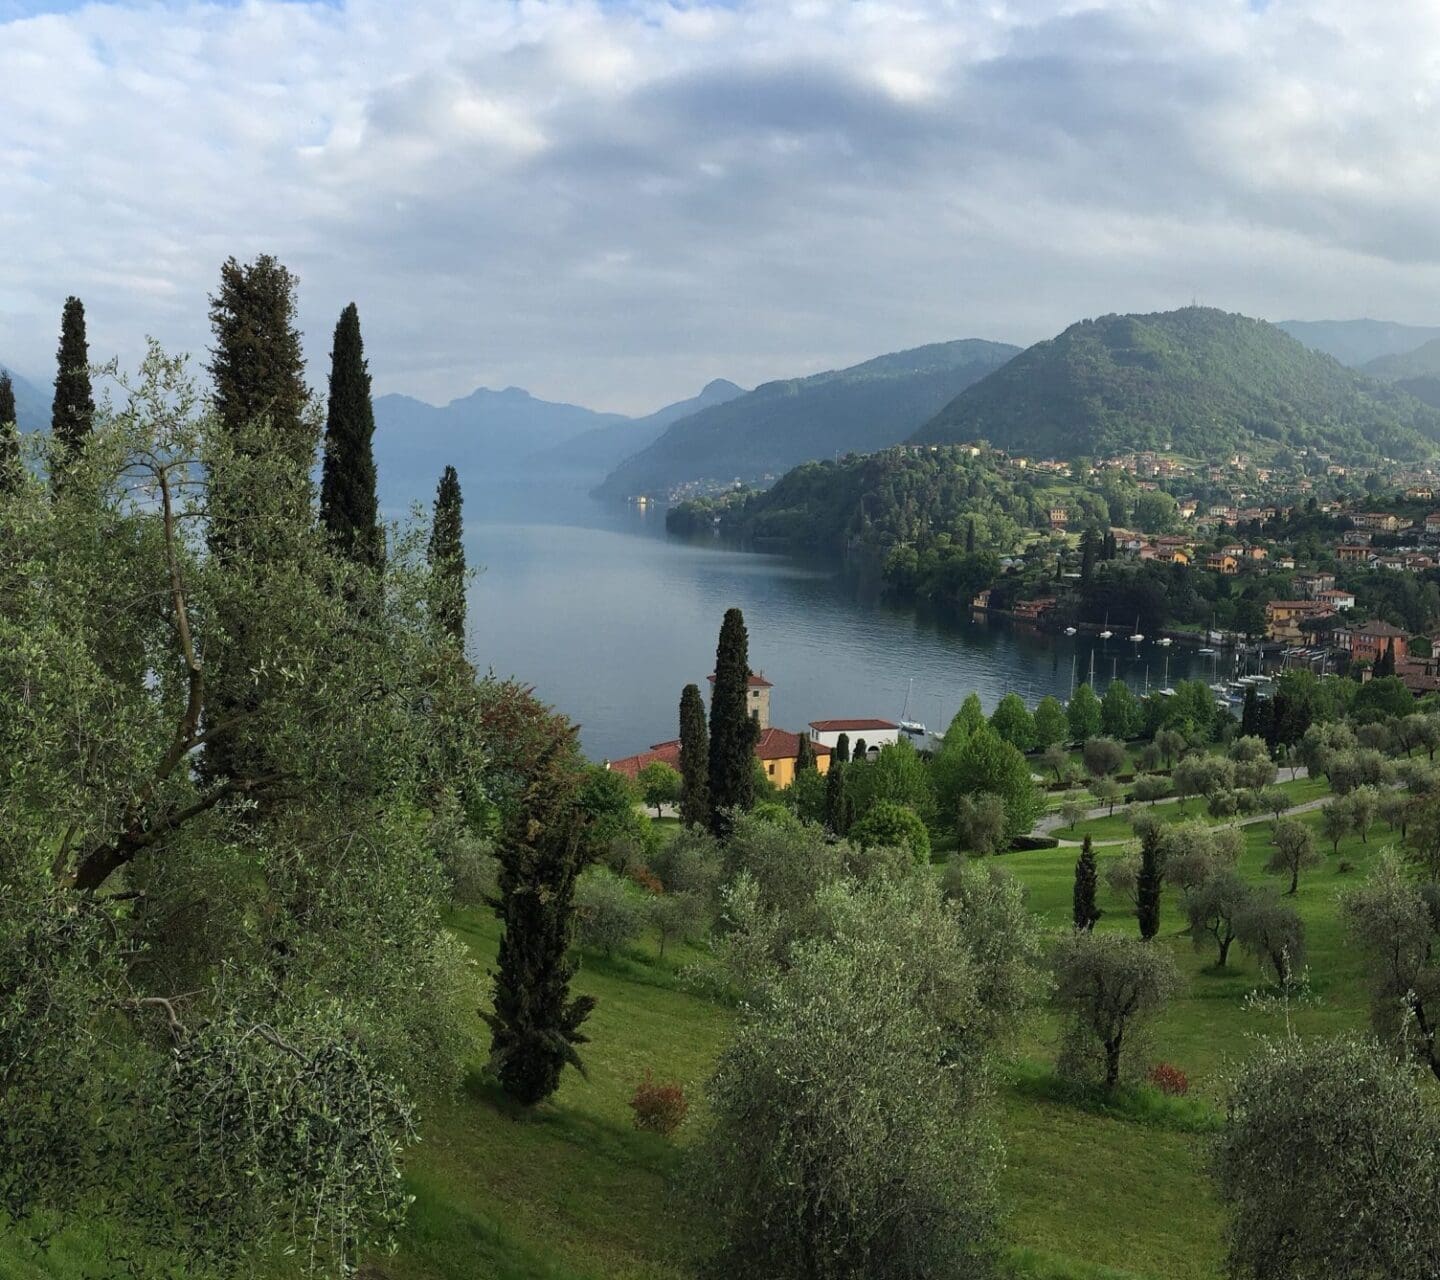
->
[0,372,17,492]
[834,732,850,764]
[428,466,466,643]
[795,733,815,772]
[51,296,94,465]
[1137,825,1163,940]
[965,519,975,553]
[1073,835,1101,931]
[707,607,759,835]
[678,683,710,828]
[203,256,314,786]
[319,303,382,569]
[482,749,596,1106]
[824,760,847,834]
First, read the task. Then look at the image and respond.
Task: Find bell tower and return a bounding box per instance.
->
[708,670,772,731]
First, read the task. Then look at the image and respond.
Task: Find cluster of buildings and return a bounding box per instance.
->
[607,674,904,791]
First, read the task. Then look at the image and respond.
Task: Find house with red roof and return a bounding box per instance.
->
[808,718,900,752]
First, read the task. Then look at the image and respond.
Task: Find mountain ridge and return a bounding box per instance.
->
[594,338,1022,499]
[912,307,1440,463]
[1276,318,1440,367]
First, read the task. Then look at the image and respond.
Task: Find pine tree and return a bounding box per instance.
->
[319,303,382,569]
[834,733,850,764]
[707,607,759,835]
[0,372,17,492]
[51,296,94,466]
[482,751,597,1106]
[1073,835,1101,931]
[678,683,709,828]
[428,466,466,643]
[824,760,847,834]
[796,733,815,772]
[1137,825,1163,940]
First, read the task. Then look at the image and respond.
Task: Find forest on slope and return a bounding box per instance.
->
[913,308,1440,462]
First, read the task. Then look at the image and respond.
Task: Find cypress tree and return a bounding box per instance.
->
[965,519,975,553]
[707,607,759,835]
[853,738,868,760]
[0,372,17,491]
[834,732,850,764]
[1240,686,1260,738]
[51,296,94,466]
[678,683,710,828]
[824,760,847,834]
[482,751,596,1106]
[1137,825,1163,940]
[319,303,382,569]
[428,466,466,643]
[202,256,314,786]
[795,733,815,772]
[1073,835,1101,931]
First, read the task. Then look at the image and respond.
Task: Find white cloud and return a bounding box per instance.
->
[3,0,1440,412]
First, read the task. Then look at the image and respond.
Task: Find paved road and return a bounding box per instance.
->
[1035,768,1319,847]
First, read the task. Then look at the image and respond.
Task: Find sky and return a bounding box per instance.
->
[4,0,1440,415]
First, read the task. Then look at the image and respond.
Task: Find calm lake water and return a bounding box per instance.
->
[454,480,1217,762]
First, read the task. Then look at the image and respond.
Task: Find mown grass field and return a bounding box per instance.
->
[2,799,1403,1280]
[1054,774,1329,843]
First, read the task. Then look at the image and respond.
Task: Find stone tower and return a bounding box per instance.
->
[709,669,772,731]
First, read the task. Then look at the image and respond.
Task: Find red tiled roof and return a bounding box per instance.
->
[808,718,899,732]
[706,670,774,688]
[755,727,831,761]
[607,740,681,779]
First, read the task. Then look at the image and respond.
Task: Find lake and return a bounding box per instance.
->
[457,480,1219,762]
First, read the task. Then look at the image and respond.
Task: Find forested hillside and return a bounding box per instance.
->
[595,339,1019,498]
[914,308,1440,462]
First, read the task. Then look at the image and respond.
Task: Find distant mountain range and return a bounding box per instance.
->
[594,339,1021,500]
[912,307,1440,463]
[0,364,49,430]
[371,380,744,509]
[1357,338,1440,410]
[1276,319,1440,368]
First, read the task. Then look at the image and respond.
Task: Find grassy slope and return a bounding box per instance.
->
[2,802,1398,1280]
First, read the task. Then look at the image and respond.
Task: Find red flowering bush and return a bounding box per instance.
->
[629,1070,688,1136]
[1148,1062,1190,1096]
[627,865,663,895]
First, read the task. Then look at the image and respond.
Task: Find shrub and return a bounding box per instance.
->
[629,1070,689,1136]
[574,867,645,958]
[849,800,931,863]
[1147,1062,1189,1096]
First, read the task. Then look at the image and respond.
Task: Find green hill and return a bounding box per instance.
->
[1359,338,1440,409]
[912,308,1440,463]
[594,339,1020,499]
[0,362,49,431]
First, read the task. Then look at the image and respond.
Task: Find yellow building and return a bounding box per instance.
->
[608,727,829,790]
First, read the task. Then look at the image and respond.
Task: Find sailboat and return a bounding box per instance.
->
[1128,614,1145,643]
[1099,611,1113,640]
[898,678,927,743]
[1064,625,1077,636]
[1159,653,1175,697]
[1157,636,1173,647]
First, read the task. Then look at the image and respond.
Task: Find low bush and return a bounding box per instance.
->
[629,1070,689,1136]
[1147,1062,1189,1096]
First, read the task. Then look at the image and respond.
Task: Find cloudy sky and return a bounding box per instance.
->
[3,0,1440,414]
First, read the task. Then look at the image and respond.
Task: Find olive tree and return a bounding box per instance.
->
[1213,1035,1440,1280]
[1235,892,1306,984]
[1052,930,1181,1090]
[1188,871,1252,968]
[1342,853,1440,1082]
[956,791,1010,856]
[687,876,1006,1279]
[1266,817,1322,895]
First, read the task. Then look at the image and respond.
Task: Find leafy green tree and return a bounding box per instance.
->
[637,760,682,818]
[1072,835,1101,931]
[1059,796,1087,832]
[1213,1035,1440,1280]
[1040,742,1070,784]
[935,725,1041,840]
[1320,797,1353,853]
[846,738,935,824]
[0,371,17,492]
[1033,695,1069,747]
[1154,727,1186,768]
[428,465,466,643]
[1342,853,1440,1081]
[689,876,1005,1279]
[708,608,759,834]
[51,295,94,465]
[956,791,1009,856]
[849,800,931,863]
[1131,773,1169,804]
[1188,871,1250,967]
[944,692,987,749]
[1053,931,1181,1090]
[1101,681,1141,739]
[1164,679,1214,738]
[1067,683,1102,742]
[485,765,597,1105]
[1083,735,1127,778]
[574,867,645,957]
[678,683,710,828]
[1136,823,1164,940]
[990,692,1035,751]
[1089,775,1123,817]
[1353,674,1414,723]
[1267,817,1321,895]
[787,766,828,825]
[319,302,382,568]
[1235,892,1306,984]
[1348,783,1378,843]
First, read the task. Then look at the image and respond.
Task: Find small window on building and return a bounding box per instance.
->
[751,709,758,720]
[767,763,775,775]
